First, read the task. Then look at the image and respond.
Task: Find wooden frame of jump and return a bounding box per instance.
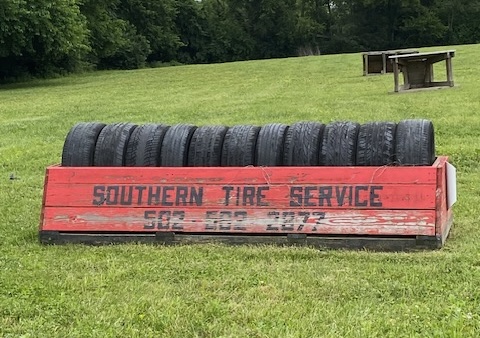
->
[389,50,455,92]
[39,156,455,251]
[362,49,418,75]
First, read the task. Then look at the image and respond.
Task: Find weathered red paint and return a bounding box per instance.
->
[45,165,437,185]
[43,183,435,209]
[39,156,453,245]
[41,207,436,236]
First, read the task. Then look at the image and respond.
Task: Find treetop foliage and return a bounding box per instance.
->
[1,0,479,80]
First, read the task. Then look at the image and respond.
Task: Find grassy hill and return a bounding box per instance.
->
[1,44,480,337]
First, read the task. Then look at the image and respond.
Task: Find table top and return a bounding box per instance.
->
[363,49,418,56]
[389,50,455,60]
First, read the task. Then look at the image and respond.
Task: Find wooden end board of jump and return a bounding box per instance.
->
[389,50,455,92]
[39,156,455,250]
[362,49,419,75]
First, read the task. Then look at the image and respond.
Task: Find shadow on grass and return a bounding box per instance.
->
[0,78,71,91]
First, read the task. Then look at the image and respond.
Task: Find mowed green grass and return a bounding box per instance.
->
[1,44,480,337]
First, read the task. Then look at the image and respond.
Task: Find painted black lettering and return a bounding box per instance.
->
[172,211,185,230]
[190,187,203,206]
[233,211,247,230]
[175,186,188,206]
[355,186,369,207]
[105,186,119,205]
[266,211,280,231]
[147,186,161,205]
[297,211,310,231]
[256,187,269,206]
[242,186,256,206]
[162,186,174,206]
[205,211,217,230]
[370,186,383,207]
[219,211,232,230]
[348,186,353,206]
[281,212,295,231]
[311,211,325,231]
[92,185,105,205]
[222,186,234,206]
[120,186,133,205]
[144,210,156,229]
[135,186,147,205]
[289,186,303,207]
[304,186,316,206]
[157,211,171,229]
[236,187,240,206]
[318,186,332,207]
[335,186,348,206]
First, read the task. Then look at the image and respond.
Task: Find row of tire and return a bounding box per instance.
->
[61,119,435,167]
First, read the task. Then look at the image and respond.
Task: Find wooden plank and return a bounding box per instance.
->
[43,183,436,209]
[428,81,454,87]
[446,55,454,87]
[363,54,368,76]
[41,207,436,236]
[392,58,400,92]
[389,50,455,60]
[382,53,387,74]
[39,166,51,232]
[39,231,441,251]
[39,157,452,249]
[45,165,438,185]
[434,156,452,245]
[364,50,419,75]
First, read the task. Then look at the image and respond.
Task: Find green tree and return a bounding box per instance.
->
[117,0,181,63]
[436,0,480,44]
[0,0,89,80]
[331,0,447,51]
[295,0,327,55]
[399,2,447,47]
[80,0,150,69]
[195,0,254,62]
[174,0,204,63]
[242,0,299,58]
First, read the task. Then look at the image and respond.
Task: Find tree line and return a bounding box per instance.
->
[1,0,479,81]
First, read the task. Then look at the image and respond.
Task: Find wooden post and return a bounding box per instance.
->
[402,63,410,90]
[425,62,433,87]
[382,53,387,74]
[446,53,454,87]
[392,58,400,92]
[363,54,368,76]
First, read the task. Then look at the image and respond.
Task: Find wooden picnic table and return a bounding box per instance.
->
[389,50,455,92]
[362,49,418,75]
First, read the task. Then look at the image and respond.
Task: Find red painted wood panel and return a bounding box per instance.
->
[43,183,436,209]
[434,156,452,241]
[42,207,436,236]
[40,157,451,241]
[45,164,438,185]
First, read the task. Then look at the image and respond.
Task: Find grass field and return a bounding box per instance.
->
[1,44,480,337]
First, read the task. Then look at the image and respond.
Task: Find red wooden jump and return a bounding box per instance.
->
[39,156,455,250]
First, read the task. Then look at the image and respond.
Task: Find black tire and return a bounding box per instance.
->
[61,122,106,166]
[160,123,197,167]
[283,121,325,166]
[188,125,228,166]
[395,119,435,165]
[221,125,260,166]
[94,123,137,166]
[125,124,170,166]
[256,123,289,166]
[320,121,360,166]
[356,121,397,166]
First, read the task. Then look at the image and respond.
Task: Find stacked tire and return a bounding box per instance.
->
[61,119,435,167]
